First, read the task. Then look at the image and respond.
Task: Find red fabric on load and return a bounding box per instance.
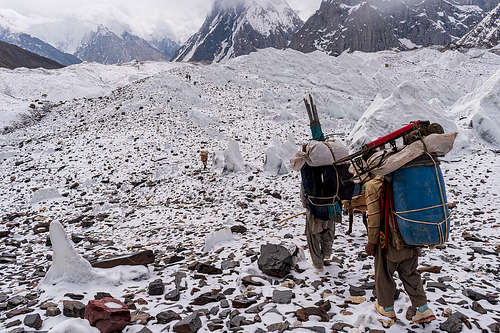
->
[379,181,392,250]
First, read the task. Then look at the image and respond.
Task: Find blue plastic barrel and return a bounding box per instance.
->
[392,165,450,246]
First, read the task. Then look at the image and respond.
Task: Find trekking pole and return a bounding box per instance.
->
[278,211,306,224]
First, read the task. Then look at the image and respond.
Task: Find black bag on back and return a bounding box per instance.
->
[301,163,354,220]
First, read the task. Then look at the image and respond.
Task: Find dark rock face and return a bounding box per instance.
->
[289,0,486,56]
[376,0,485,46]
[173,312,202,333]
[289,0,405,56]
[148,279,165,296]
[456,4,500,49]
[150,38,181,60]
[75,25,168,64]
[174,0,303,63]
[23,313,42,329]
[257,244,293,278]
[84,298,131,333]
[157,310,181,324]
[0,26,81,66]
[63,300,86,318]
[272,290,293,304]
[91,249,155,268]
[0,40,64,70]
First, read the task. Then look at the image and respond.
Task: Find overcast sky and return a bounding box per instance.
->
[0,0,322,42]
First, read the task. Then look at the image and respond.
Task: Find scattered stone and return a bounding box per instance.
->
[471,301,487,314]
[91,250,155,268]
[46,306,61,317]
[84,298,131,333]
[23,313,42,329]
[173,312,202,333]
[232,295,257,308]
[6,307,34,318]
[463,289,498,304]
[273,290,293,304]
[157,310,181,324]
[296,307,329,322]
[94,292,113,300]
[131,311,153,325]
[191,291,225,305]
[257,244,293,278]
[148,279,165,296]
[230,225,247,234]
[331,322,354,331]
[245,303,265,314]
[165,289,180,301]
[242,275,269,286]
[166,255,185,265]
[64,293,84,300]
[195,262,222,275]
[8,296,27,309]
[417,266,441,274]
[440,312,466,333]
[426,282,448,291]
[0,229,9,237]
[349,285,366,296]
[462,232,483,242]
[344,296,366,304]
[40,301,57,310]
[377,318,395,328]
[221,259,239,270]
[220,299,230,308]
[33,222,50,234]
[6,319,21,328]
[267,321,290,332]
[63,300,85,318]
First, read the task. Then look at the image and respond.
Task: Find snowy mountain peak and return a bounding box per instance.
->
[456,3,500,49]
[75,26,168,64]
[174,0,302,63]
[0,25,81,66]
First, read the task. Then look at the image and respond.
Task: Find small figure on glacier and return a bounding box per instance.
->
[200,150,209,169]
[290,95,354,270]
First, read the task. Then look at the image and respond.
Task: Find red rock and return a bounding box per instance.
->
[84,297,131,333]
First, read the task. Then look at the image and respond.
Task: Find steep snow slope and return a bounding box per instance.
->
[0,61,180,130]
[0,48,499,332]
[456,3,500,49]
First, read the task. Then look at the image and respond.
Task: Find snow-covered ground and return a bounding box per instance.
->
[0,48,499,333]
[0,60,181,130]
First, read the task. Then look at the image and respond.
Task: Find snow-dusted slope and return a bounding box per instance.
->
[174,0,303,62]
[0,47,499,333]
[452,66,500,147]
[0,61,180,130]
[289,0,406,56]
[456,3,500,49]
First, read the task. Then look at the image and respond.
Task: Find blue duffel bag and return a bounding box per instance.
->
[392,155,450,246]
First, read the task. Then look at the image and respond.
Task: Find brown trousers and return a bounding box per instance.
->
[305,211,338,267]
[375,243,427,308]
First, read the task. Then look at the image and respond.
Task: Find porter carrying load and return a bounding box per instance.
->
[345,121,456,246]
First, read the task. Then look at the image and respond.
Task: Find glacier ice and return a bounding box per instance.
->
[47,318,99,333]
[42,221,98,285]
[203,227,235,253]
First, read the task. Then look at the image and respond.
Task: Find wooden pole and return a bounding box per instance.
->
[278,211,306,224]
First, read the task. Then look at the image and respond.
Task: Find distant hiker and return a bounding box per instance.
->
[363,174,436,323]
[200,150,209,169]
[290,95,354,270]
